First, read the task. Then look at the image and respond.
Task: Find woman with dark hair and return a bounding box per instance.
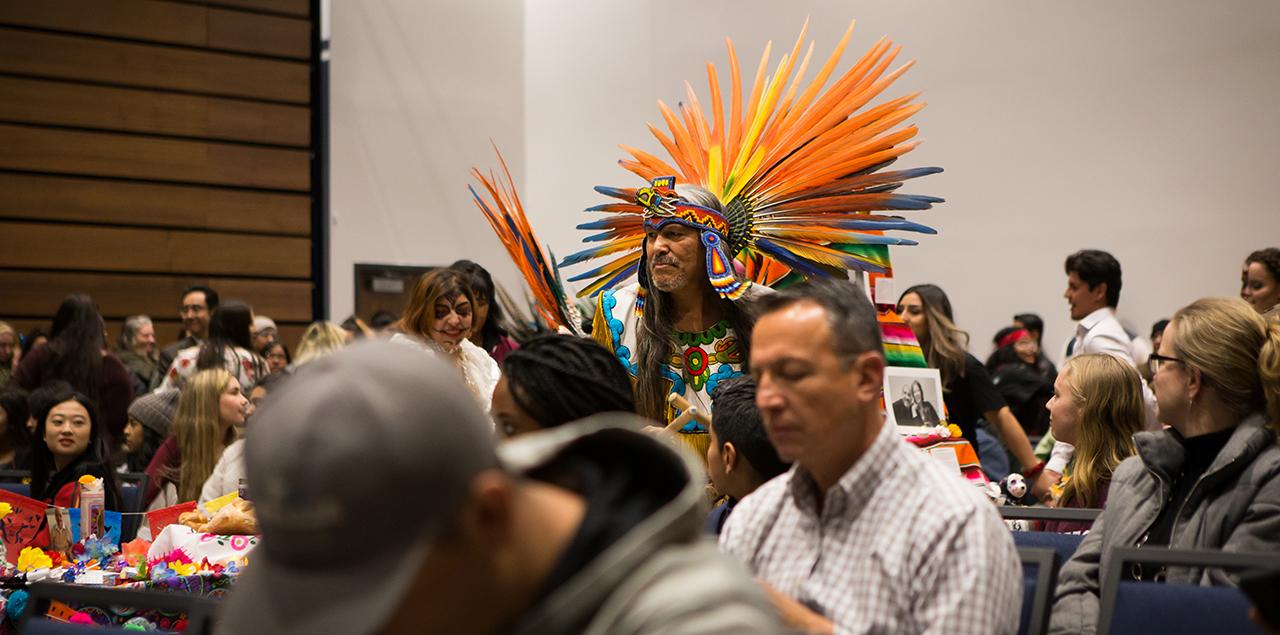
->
[20,327,48,360]
[986,326,1056,436]
[1241,247,1280,321]
[450,259,520,364]
[0,387,31,468]
[492,335,635,437]
[160,302,266,391]
[29,386,122,513]
[392,269,501,411]
[897,284,1050,498]
[11,295,133,444]
[260,341,291,375]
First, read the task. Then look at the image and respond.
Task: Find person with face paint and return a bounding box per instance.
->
[392,269,501,412]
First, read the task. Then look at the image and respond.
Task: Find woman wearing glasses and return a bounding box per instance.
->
[1050,298,1280,633]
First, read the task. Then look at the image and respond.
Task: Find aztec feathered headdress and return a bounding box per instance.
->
[559,19,943,300]
[468,145,583,334]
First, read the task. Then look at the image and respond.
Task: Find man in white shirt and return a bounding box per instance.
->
[720,279,1021,634]
[1048,251,1158,481]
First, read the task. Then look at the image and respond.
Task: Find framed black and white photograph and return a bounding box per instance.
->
[884,366,946,433]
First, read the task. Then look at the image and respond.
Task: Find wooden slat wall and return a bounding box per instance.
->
[0,0,316,354]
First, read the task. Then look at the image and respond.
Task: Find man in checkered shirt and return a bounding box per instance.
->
[720,279,1022,634]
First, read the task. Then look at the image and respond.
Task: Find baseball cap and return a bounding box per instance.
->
[126,389,180,437]
[217,340,499,634]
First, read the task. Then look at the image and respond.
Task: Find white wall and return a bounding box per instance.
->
[334,0,1280,361]
[328,0,524,321]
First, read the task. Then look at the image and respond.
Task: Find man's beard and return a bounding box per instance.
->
[649,262,691,293]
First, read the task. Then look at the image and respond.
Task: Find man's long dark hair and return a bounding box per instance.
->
[634,286,755,422]
[197,302,255,371]
[44,295,106,405]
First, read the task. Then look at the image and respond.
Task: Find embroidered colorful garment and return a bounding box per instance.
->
[593,284,746,431]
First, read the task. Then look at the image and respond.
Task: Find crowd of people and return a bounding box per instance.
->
[1,241,1278,634]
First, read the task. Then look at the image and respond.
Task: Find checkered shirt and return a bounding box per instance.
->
[720,421,1022,634]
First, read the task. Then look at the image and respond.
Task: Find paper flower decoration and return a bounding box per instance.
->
[17,546,53,572]
[0,502,12,520]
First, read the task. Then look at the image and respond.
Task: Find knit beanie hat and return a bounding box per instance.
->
[128,389,180,437]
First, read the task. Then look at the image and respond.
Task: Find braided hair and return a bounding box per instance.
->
[502,335,636,428]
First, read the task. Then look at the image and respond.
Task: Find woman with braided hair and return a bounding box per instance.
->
[492,335,636,438]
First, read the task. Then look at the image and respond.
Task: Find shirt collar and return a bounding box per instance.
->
[1077,306,1115,333]
[786,421,897,519]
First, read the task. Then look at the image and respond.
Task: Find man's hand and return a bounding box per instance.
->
[759,580,835,635]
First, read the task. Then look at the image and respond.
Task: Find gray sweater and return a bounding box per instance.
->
[502,416,784,635]
[1049,413,1280,634]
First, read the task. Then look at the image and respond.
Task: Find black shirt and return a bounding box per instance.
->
[943,353,1008,442]
[1143,426,1236,549]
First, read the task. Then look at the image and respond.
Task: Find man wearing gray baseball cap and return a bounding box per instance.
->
[217,340,779,634]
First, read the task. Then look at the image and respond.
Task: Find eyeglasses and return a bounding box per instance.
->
[1147,353,1185,376]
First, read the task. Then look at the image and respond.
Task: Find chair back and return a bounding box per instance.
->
[1099,547,1280,635]
[117,472,150,541]
[1017,546,1061,635]
[1012,531,1085,565]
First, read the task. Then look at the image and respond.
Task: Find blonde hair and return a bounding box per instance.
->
[1058,354,1143,507]
[1172,298,1280,425]
[0,321,14,338]
[170,369,238,502]
[293,321,347,366]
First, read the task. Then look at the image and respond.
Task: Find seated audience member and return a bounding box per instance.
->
[0,321,17,385]
[1140,318,1171,382]
[145,369,248,510]
[891,379,942,426]
[1051,298,1280,633]
[492,335,634,438]
[451,259,520,364]
[292,321,347,367]
[1242,247,1280,321]
[369,310,398,334]
[393,269,500,411]
[217,341,779,634]
[117,314,160,394]
[161,302,266,392]
[12,295,133,445]
[340,315,373,342]
[705,376,789,535]
[251,316,278,353]
[1013,312,1048,347]
[897,284,1051,498]
[987,326,1056,436]
[20,327,49,362]
[159,285,218,372]
[29,386,122,512]
[200,372,287,505]
[261,341,291,375]
[0,387,31,469]
[722,279,1020,634]
[123,389,180,473]
[1041,354,1142,533]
